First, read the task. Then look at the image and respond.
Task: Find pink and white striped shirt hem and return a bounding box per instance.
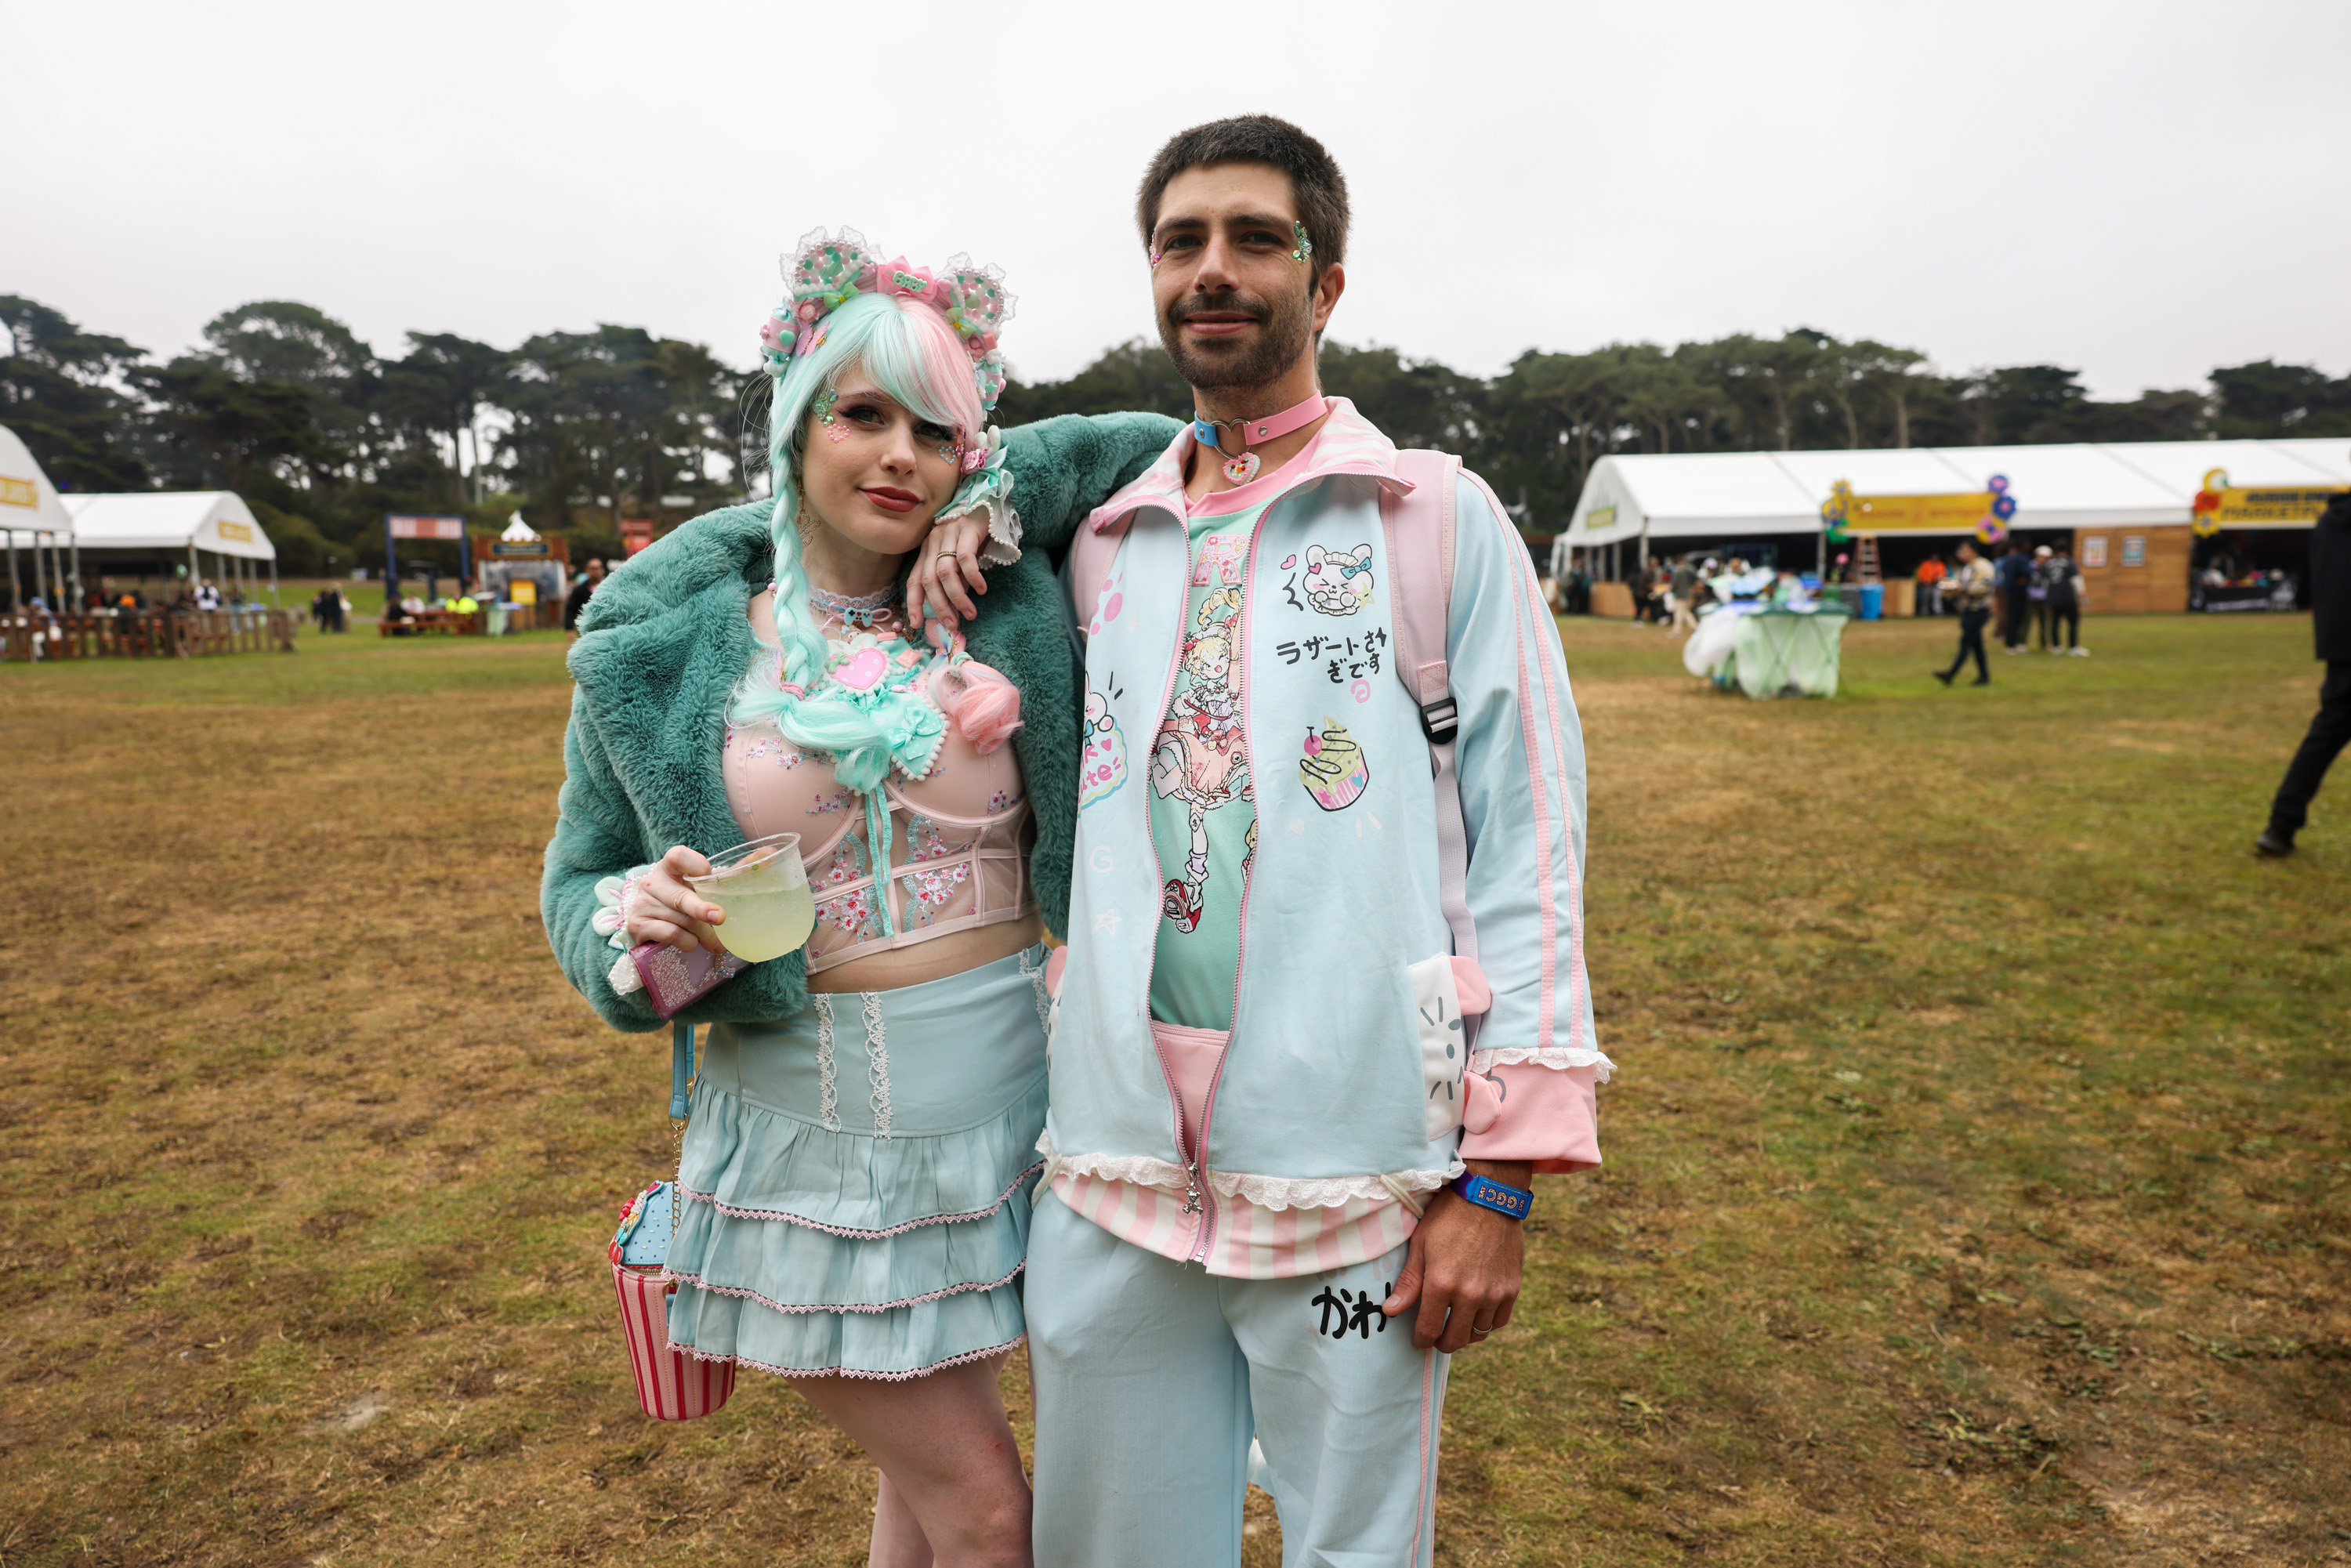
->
[1049,1171,1415,1279]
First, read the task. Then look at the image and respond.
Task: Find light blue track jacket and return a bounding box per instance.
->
[1045,400,1608,1221]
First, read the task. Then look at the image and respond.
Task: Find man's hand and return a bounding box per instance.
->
[1382,1161,1531,1353]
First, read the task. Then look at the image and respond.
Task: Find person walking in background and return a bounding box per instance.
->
[1668,556,1699,634]
[2042,545,2086,655]
[2255,490,2350,856]
[1935,540,1995,686]
[563,557,604,638]
[1916,553,1946,616]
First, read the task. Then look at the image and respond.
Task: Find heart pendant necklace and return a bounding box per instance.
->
[1193,393,1328,491]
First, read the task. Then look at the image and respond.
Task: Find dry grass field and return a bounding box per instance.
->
[2,610,2345,1566]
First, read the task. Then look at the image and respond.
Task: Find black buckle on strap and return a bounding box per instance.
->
[1418,694,1459,746]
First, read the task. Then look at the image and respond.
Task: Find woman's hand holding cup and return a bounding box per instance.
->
[626,846,728,954]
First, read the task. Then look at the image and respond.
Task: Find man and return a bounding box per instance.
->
[1669,555,1700,634]
[2256,489,2350,856]
[2041,544,2086,655]
[1935,539,1995,686]
[2027,544,2057,650]
[563,558,604,638]
[1025,117,1606,1568]
[1915,552,1945,617]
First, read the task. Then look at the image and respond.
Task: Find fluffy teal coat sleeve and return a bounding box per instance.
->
[542,411,1179,1033]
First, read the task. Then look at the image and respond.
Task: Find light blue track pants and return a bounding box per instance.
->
[1027,1191,1449,1568]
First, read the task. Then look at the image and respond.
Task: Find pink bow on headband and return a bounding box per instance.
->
[871,259,944,304]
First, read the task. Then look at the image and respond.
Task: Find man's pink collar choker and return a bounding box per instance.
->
[1193,393,1327,485]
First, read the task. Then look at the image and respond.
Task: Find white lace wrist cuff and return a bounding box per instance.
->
[591,864,659,951]
[608,950,644,995]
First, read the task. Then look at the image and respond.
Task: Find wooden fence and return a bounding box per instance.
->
[1,609,299,663]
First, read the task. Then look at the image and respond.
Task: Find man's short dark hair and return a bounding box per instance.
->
[1136,115,1350,286]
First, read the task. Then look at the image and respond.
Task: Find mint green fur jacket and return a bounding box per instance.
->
[542,411,1181,1034]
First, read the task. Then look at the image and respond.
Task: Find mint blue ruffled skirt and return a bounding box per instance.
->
[664,944,1053,1381]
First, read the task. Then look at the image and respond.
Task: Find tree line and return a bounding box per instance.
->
[5,292,2346,573]
[0,295,743,574]
[1002,335,2351,527]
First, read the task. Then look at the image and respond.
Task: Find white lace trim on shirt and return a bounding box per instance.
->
[1472,1045,1615,1082]
[1036,1135,1463,1211]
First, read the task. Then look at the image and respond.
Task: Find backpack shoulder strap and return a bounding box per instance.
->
[1382,451,1461,741]
[1379,450,1477,974]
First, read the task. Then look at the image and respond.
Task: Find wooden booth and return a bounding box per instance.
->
[2073,527,2191,614]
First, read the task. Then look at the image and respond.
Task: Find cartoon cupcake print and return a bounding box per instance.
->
[1298,719,1369,811]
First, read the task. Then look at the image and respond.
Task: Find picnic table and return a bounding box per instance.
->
[379,609,484,637]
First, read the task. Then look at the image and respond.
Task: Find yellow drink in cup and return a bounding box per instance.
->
[686,833,815,963]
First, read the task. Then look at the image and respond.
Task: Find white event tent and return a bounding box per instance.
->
[2,423,81,610]
[62,491,278,603]
[1558,438,2351,567]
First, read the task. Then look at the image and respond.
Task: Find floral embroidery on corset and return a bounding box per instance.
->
[817,836,867,888]
[739,734,802,768]
[902,813,974,864]
[899,861,972,926]
[987,789,1019,814]
[807,787,855,816]
[818,885,882,940]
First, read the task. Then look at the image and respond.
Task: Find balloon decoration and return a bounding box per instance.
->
[1975,473,2012,545]
[1820,478,1853,545]
[2192,467,2226,538]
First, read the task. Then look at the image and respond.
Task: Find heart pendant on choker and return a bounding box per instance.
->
[1222,452,1261,485]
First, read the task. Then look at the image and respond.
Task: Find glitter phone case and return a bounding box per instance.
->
[630,941,748,1020]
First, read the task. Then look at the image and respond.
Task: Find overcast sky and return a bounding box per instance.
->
[16,0,2349,401]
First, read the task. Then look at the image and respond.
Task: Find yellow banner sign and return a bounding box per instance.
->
[2203,486,2346,527]
[1843,492,1995,532]
[2193,466,2346,533]
[0,476,36,509]
[1584,504,1617,534]
[216,519,254,542]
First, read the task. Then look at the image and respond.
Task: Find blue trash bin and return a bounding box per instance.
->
[1858,583,1883,621]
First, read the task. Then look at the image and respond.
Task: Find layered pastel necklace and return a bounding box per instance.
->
[807,579,902,631]
[1191,393,1328,486]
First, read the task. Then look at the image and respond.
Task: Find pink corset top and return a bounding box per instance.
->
[721,585,1032,975]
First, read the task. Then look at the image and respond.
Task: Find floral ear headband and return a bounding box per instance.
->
[757,226,1015,418]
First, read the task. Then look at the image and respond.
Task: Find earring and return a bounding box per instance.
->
[795,497,817,545]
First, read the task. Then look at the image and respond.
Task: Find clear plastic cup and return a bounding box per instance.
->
[685,832,813,962]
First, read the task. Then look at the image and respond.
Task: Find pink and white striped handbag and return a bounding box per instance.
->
[605,1022,734,1421]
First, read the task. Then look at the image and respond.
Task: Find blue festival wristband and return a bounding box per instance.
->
[1451,1171,1533,1221]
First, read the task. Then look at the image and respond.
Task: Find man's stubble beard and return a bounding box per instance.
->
[1157,283,1315,398]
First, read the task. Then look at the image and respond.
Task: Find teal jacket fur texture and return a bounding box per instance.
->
[542,411,1180,1034]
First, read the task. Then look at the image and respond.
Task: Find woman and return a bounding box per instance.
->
[543,229,1175,1566]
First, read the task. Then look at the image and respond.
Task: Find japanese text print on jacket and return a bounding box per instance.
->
[1045,399,1610,1222]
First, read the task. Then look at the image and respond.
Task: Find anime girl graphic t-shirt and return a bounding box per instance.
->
[1146,490,1271,1030]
